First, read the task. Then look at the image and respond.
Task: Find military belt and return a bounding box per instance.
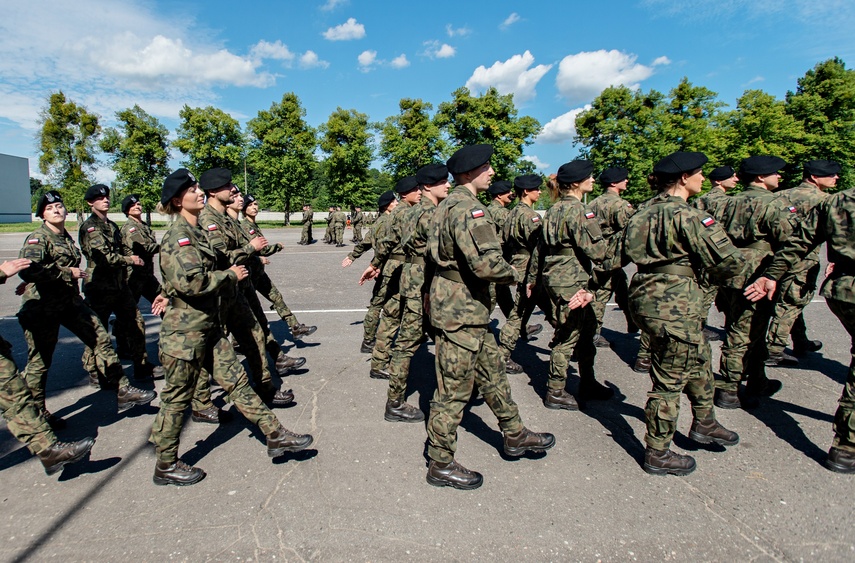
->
[637,264,695,277]
[172,296,217,311]
[389,253,406,262]
[437,268,464,283]
[549,247,575,256]
[406,255,426,265]
[742,240,772,252]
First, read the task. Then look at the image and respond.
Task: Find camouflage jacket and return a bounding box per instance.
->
[302,210,313,224]
[159,216,239,359]
[428,187,519,331]
[485,199,510,239]
[501,201,542,279]
[691,186,729,220]
[771,182,829,271]
[198,205,255,267]
[351,211,364,227]
[18,224,84,309]
[589,190,634,276]
[764,187,855,304]
[534,196,606,291]
[240,219,283,258]
[371,202,412,271]
[121,218,159,280]
[79,213,135,293]
[331,211,347,226]
[399,198,438,298]
[348,212,389,261]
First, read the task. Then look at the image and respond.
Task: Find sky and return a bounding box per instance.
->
[1,0,854,184]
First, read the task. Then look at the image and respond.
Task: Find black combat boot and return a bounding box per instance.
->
[153,460,206,486]
[643,447,696,476]
[134,361,165,381]
[503,427,556,457]
[291,324,317,340]
[714,388,742,409]
[360,339,375,353]
[826,448,855,474]
[426,460,483,490]
[275,353,306,375]
[191,406,232,424]
[793,339,822,356]
[369,367,391,379]
[39,437,95,476]
[689,418,740,446]
[633,357,651,373]
[117,385,156,413]
[267,425,313,457]
[543,388,579,411]
[384,400,425,423]
[765,351,798,367]
[505,357,524,374]
[259,385,295,407]
[522,323,543,340]
[592,334,610,348]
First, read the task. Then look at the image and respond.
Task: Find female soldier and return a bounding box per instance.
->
[623,152,746,476]
[535,160,611,411]
[18,191,155,422]
[150,169,313,486]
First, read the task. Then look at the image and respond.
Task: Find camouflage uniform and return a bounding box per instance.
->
[0,270,57,455]
[497,202,543,355]
[692,187,731,328]
[588,190,635,335]
[78,213,151,373]
[763,188,855,453]
[623,193,747,450]
[535,196,607,392]
[765,182,828,356]
[300,208,313,244]
[426,187,523,464]
[331,210,347,245]
[120,217,161,304]
[18,225,130,411]
[349,213,391,344]
[386,198,436,401]
[150,216,280,463]
[485,199,513,318]
[351,210,364,243]
[716,185,797,393]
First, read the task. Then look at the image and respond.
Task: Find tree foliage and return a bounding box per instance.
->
[318,107,374,207]
[173,105,245,177]
[378,98,448,178]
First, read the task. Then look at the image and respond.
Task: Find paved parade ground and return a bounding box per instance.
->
[0,227,853,562]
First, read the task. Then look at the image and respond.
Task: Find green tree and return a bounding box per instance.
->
[666,78,725,155]
[378,98,448,178]
[785,57,855,190]
[173,105,245,177]
[246,93,317,218]
[100,105,170,222]
[318,108,374,207]
[37,91,101,216]
[435,87,540,180]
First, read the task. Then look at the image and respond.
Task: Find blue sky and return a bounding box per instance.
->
[1,0,854,183]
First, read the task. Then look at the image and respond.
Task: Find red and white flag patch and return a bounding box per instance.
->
[472,209,485,218]
[129,227,136,233]
[177,237,191,247]
[207,224,218,231]
[27,238,39,244]
[585,211,595,219]
[788,206,797,213]
[87,226,96,233]
[701,216,716,227]
[249,229,256,235]
[532,216,540,222]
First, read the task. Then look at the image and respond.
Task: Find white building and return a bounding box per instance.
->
[0,153,31,223]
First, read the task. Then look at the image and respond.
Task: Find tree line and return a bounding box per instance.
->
[33,57,854,217]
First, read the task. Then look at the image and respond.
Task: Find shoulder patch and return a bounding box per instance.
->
[129,227,136,233]
[471,209,485,218]
[627,203,633,208]
[86,226,96,233]
[788,206,797,213]
[701,216,716,227]
[531,216,540,222]
[207,224,218,231]
[177,237,191,247]
[27,238,39,244]
[248,229,256,235]
[585,211,596,219]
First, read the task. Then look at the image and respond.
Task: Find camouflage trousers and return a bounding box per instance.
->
[363,262,400,346]
[386,294,425,401]
[426,325,523,464]
[18,298,128,412]
[352,224,362,243]
[300,223,313,244]
[243,285,287,365]
[545,285,597,390]
[371,262,405,371]
[636,332,651,362]
[634,315,716,450]
[718,287,774,393]
[114,273,162,356]
[498,283,541,356]
[333,226,344,245]
[0,336,56,455]
[766,265,819,355]
[590,268,633,334]
[323,224,332,243]
[82,286,149,373]
[253,271,299,331]
[151,329,280,463]
[826,299,855,453]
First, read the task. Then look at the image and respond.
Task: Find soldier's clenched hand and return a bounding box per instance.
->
[229,264,249,281]
[249,237,268,251]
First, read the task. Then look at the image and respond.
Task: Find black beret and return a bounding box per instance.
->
[514,174,543,191]
[653,152,708,175]
[242,194,257,211]
[121,194,140,215]
[378,190,396,209]
[739,155,785,177]
[446,144,493,175]
[416,163,449,185]
[199,168,233,191]
[556,160,594,184]
[598,166,629,184]
[84,184,110,202]
[487,180,512,196]
[394,175,419,194]
[804,159,841,177]
[707,166,735,183]
[161,168,197,205]
[36,190,63,218]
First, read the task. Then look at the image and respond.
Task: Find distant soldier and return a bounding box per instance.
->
[351,206,364,243]
[299,204,314,245]
[332,206,347,247]
[323,206,334,244]
[485,180,515,321]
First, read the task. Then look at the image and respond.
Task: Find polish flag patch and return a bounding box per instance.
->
[585,211,595,219]
[249,229,256,235]
[87,226,96,233]
[129,227,136,233]
[531,216,540,222]
[207,224,218,231]
[788,206,797,213]
[27,238,39,244]
[471,209,485,218]
[701,216,716,227]
[178,238,191,247]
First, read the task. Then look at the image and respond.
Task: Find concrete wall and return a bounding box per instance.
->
[0,154,31,223]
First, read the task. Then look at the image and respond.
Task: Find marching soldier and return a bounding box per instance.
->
[299,204,314,245]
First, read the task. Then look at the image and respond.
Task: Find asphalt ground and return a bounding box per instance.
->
[0,227,853,562]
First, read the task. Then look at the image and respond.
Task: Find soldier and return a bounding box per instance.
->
[299,204,314,245]
[149,169,313,486]
[241,195,317,340]
[332,206,347,247]
[588,166,636,349]
[497,174,545,374]
[18,191,156,420]
[342,191,397,353]
[714,156,798,410]
[1,257,95,476]
[383,163,449,422]
[351,206,364,243]
[78,184,164,383]
[534,160,612,410]
[485,180,516,322]
[425,144,555,490]
[763,160,834,366]
[323,206,334,244]
[197,168,296,408]
[746,167,855,473]
[623,151,744,476]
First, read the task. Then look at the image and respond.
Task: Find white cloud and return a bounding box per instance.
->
[320,0,347,11]
[652,56,671,66]
[500,13,521,30]
[300,50,330,69]
[522,154,549,170]
[390,54,410,69]
[745,75,765,85]
[323,18,366,41]
[358,50,377,70]
[250,40,295,62]
[422,41,456,59]
[536,106,591,144]
[445,24,471,37]
[555,50,667,104]
[465,51,552,103]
